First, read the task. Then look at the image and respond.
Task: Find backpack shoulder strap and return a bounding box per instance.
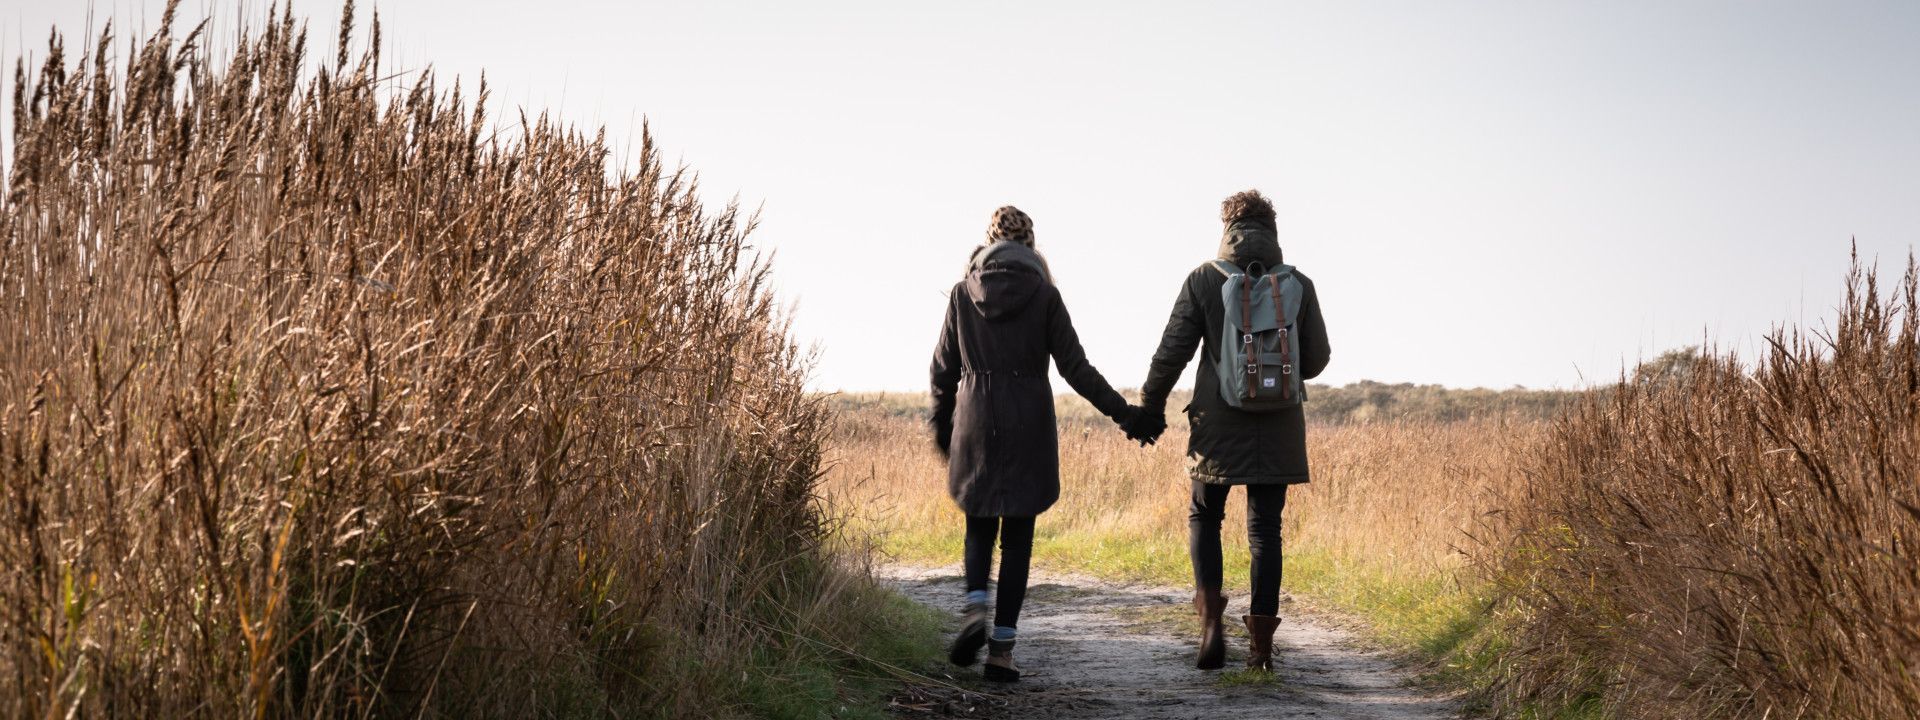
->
[1208,259,1240,277]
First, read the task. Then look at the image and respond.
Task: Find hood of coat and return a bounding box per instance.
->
[964,241,1050,320]
[1217,219,1283,269]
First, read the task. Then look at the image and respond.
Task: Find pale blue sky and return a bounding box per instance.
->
[7,1,1917,391]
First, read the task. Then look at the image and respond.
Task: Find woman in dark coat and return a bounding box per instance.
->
[929,205,1138,681]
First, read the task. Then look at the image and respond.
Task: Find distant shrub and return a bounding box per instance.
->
[833,382,1576,431]
[1302,381,1576,425]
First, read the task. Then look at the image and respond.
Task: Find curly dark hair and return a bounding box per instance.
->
[1220,189,1276,227]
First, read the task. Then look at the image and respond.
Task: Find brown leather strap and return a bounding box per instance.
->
[1270,275,1293,401]
[1241,275,1256,399]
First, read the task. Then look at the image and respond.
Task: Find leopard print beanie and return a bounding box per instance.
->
[987,205,1035,246]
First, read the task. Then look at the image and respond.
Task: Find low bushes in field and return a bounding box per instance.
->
[1487,255,1920,719]
[0,5,901,717]
[1307,382,1575,425]
[829,381,1575,429]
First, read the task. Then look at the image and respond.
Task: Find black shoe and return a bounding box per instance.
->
[948,603,988,667]
[983,638,1021,682]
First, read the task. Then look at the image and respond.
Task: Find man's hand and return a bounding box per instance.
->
[1119,405,1166,446]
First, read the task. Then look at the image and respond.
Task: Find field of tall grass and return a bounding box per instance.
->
[0,5,933,718]
[1486,256,1920,719]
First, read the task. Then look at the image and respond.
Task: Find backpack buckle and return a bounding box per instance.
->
[1281,364,1294,375]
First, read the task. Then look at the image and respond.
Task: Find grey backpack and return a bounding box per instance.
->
[1209,259,1305,412]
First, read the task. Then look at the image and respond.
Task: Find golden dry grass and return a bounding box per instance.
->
[1487,255,1920,719]
[0,5,929,718]
[825,393,1538,651]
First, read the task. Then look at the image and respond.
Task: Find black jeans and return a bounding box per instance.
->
[1189,482,1289,616]
[964,515,1035,629]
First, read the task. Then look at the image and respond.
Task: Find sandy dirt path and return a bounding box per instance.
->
[880,564,1468,720]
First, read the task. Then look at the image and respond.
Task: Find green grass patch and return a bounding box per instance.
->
[871,525,1201,586]
[731,585,947,720]
[1214,668,1284,688]
[1280,551,1486,655]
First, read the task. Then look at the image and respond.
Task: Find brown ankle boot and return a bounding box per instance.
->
[1243,614,1281,671]
[983,638,1020,682]
[1194,588,1228,669]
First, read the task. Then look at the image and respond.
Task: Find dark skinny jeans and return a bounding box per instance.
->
[963,515,1035,630]
[1189,481,1289,617]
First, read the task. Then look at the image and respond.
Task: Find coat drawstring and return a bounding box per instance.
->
[972,369,998,437]
[962,368,1040,438]
[986,371,996,437]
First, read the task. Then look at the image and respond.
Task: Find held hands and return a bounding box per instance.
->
[1119,405,1167,446]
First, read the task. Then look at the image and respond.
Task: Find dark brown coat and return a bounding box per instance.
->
[929,243,1130,517]
[1140,221,1331,484]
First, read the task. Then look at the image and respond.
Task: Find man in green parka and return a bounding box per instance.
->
[1126,189,1331,671]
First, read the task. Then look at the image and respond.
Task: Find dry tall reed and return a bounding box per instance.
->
[0,4,871,717]
[1488,254,1920,719]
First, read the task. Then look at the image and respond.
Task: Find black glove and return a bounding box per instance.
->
[933,421,953,459]
[1119,405,1166,446]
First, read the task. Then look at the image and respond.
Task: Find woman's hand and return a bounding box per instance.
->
[1119,405,1166,446]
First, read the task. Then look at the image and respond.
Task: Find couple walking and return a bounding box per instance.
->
[928,190,1332,681]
